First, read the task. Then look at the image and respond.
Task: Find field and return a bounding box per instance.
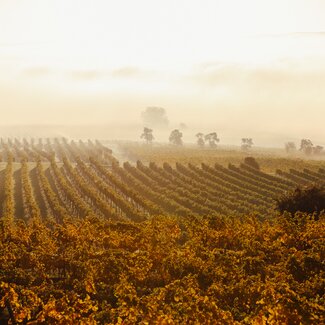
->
[115,142,325,173]
[0,138,324,324]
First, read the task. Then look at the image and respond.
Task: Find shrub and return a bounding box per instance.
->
[276,184,325,218]
[244,157,260,170]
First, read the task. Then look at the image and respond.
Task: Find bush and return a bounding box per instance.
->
[244,157,260,170]
[276,184,325,218]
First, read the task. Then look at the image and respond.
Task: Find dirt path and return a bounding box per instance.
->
[13,165,24,219]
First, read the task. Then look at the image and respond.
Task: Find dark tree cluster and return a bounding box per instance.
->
[276,184,325,218]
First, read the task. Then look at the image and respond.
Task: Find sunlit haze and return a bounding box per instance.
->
[0,0,324,145]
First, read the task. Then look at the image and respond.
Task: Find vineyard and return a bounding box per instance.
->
[0,138,324,324]
[116,142,325,173]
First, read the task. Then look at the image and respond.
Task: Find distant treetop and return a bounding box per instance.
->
[141,107,169,128]
[169,129,183,146]
[241,138,253,151]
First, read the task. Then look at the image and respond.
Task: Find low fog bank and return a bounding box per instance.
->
[0,123,323,149]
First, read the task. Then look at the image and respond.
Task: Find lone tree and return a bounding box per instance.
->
[276,184,325,219]
[205,132,220,148]
[300,139,313,155]
[241,138,253,151]
[141,127,154,144]
[196,133,205,147]
[285,142,296,153]
[169,129,183,146]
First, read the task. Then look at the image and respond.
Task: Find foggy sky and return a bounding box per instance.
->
[0,0,324,146]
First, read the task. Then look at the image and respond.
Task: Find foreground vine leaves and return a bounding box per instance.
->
[0,212,324,324]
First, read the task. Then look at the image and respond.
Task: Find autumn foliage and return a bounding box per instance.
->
[0,138,324,324]
[0,212,324,324]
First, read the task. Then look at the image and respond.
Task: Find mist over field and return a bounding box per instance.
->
[0,122,323,149]
[1,1,325,323]
[1,0,325,148]
[1,55,325,147]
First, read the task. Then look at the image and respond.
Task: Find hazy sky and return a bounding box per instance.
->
[0,0,324,143]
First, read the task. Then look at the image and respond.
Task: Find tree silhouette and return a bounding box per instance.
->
[241,138,253,151]
[205,132,220,148]
[141,127,154,144]
[300,139,313,155]
[276,184,325,219]
[169,129,183,146]
[196,133,205,147]
[285,142,296,153]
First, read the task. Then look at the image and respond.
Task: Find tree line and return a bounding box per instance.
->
[141,128,253,150]
[141,128,324,155]
[285,139,324,155]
